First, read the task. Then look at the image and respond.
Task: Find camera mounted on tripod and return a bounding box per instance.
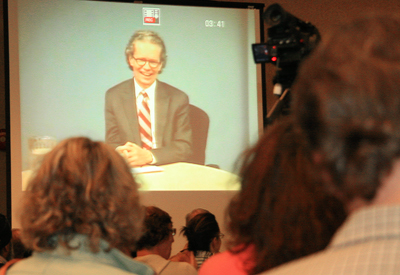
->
[252,3,320,124]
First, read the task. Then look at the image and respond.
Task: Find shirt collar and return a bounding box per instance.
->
[134,78,156,100]
[329,204,400,249]
[47,234,154,275]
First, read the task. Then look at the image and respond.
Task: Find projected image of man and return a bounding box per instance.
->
[105,30,192,167]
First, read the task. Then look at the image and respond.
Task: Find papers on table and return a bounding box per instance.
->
[131,165,164,174]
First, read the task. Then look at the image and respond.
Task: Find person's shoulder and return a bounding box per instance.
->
[169,260,196,269]
[156,80,188,97]
[205,250,235,262]
[170,249,193,262]
[106,79,132,94]
[7,251,154,275]
[199,250,243,275]
[7,254,45,274]
[258,250,331,275]
[167,260,197,275]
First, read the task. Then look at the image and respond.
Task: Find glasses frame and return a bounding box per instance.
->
[170,228,177,236]
[132,56,161,68]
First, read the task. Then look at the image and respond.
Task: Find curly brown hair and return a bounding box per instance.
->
[20,137,144,253]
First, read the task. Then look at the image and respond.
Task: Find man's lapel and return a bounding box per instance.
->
[155,81,169,146]
[122,80,141,144]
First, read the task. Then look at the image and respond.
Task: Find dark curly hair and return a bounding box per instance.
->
[20,137,144,253]
[136,206,172,250]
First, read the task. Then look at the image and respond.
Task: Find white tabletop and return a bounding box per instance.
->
[134,162,240,191]
[22,162,241,191]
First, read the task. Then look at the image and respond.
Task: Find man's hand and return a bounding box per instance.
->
[116,142,153,167]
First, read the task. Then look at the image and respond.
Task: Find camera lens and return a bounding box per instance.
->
[269,10,282,23]
[264,3,286,26]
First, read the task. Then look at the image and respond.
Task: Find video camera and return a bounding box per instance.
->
[253,3,320,124]
[253,4,320,67]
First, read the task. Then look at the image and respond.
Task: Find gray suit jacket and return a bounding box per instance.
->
[105,79,192,165]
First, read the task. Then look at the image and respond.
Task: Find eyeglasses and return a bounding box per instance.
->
[170,228,177,236]
[218,233,225,239]
[132,57,161,68]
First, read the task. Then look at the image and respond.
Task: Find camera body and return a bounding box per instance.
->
[252,26,313,66]
[252,3,320,71]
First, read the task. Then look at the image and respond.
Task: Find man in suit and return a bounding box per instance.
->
[105,30,192,167]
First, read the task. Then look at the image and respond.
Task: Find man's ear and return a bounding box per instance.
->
[128,56,135,68]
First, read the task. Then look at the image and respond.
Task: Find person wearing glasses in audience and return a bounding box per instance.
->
[105,30,192,167]
[169,208,211,269]
[135,206,197,275]
[179,212,223,270]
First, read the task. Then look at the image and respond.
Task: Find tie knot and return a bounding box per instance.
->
[141,91,149,100]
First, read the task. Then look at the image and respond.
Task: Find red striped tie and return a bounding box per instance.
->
[138,91,153,150]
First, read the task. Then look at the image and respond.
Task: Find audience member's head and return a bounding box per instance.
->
[20,137,144,254]
[185,208,210,226]
[227,117,346,274]
[292,14,400,208]
[136,206,175,260]
[0,214,12,262]
[182,212,221,256]
[169,208,212,269]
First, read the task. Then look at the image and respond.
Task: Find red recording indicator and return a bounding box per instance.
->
[271,57,277,62]
[144,17,156,23]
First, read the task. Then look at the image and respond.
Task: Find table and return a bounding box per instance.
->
[22,162,240,191]
[134,162,240,191]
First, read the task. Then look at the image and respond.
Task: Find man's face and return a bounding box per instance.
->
[129,40,162,89]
